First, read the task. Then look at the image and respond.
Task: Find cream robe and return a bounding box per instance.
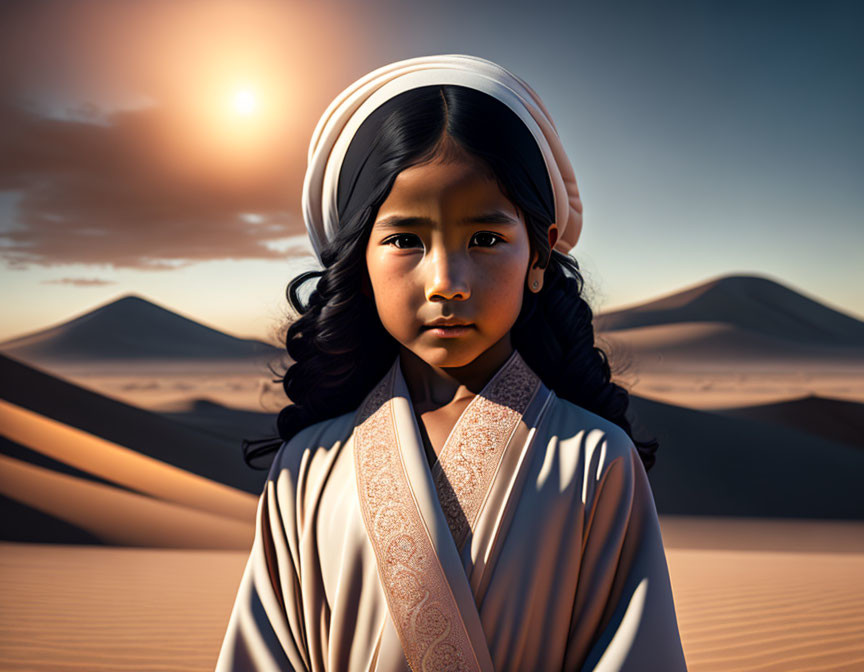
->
[216,350,687,671]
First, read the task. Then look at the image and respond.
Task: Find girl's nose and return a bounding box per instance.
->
[425,249,471,302]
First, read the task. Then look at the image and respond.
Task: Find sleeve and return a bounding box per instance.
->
[564,437,688,672]
[215,447,312,672]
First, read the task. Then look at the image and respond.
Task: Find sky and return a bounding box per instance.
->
[0,0,862,343]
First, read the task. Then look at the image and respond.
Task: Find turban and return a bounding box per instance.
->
[301,54,583,264]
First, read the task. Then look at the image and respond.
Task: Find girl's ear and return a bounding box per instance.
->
[527,224,559,293]
[548,224,559,250]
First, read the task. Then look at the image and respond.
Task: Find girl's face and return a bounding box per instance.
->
[365,151,537,369]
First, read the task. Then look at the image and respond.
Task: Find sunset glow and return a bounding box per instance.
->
[232,89,257,116]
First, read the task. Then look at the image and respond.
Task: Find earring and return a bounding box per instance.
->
[532,280,539,289]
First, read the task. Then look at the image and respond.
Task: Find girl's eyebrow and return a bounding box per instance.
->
[374,211,520,229]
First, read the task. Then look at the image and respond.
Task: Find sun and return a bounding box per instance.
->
[232,89,258,116]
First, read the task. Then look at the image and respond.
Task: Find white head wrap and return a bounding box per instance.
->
[301,54,583,264]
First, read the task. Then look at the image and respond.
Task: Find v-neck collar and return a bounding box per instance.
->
[353,348,544,672]
[393,349,542,552]
[397,348,522,474]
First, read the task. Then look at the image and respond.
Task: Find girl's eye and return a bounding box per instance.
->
[470,231,503,248]
[385,233,423,249]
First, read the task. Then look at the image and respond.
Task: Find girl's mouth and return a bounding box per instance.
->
[422,324,475,338]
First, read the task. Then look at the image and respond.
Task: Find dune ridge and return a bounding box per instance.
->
[595,274,864,346]
[0,353,270,494]
[599,321,864,367]
[0,398,257,522]
[711,395,864,449]
[629,394,864,519]
[0,294,281,362]
[0,455,254,549]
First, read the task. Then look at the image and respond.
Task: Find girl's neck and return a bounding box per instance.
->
[399,335,515,411]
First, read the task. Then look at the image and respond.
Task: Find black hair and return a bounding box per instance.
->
[244,85,658,472]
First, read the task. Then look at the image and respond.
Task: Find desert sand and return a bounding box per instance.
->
[610,369,864,409]
[667,546,864,672]
[39,364,864,414]
[2,519,864,671]
[0,542,247,672]
[36,357,290,413]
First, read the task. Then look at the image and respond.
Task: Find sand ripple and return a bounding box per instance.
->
[1,543,863,670]
[668,549,864,671]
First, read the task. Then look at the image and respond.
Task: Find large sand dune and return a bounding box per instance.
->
[0,355,266,547]
[0,398,256,521]
[0,394,258,548]
[0,353,271,494]
[613,368,864,408]
[0,455,254,549]
[0,294,282,362]
[3,341,864,552]
[712,395,864,449]
[629,394,864,518]
[595,274,864,346]
[598,321,864,368]
[156,397,278,445]
[593,278,864,415]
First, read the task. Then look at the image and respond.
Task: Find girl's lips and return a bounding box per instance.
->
[422,324,475,338]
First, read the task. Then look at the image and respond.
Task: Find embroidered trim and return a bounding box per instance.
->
[432,352,540,550]
[355,367,479,672]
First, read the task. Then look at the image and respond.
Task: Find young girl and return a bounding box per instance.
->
[217,54,687,672]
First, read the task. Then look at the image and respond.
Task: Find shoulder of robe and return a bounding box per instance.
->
[266,409,358,483]
[545,394,639,483]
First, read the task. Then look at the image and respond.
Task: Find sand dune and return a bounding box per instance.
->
[614,369,864,409]
[0,356,268,547]
[0,294,281,362]
[156,397,278,445]
[712,395,864,450]
[0,397,256,522]
[0,455,254,549]
[629,394,864,518]
[593,277,864,392]
[598,321,864,368]
[595,274,864,346]
[0,353,270,494]
[659,515,864,553]
[3,352,863,550]
[43,364,289,416]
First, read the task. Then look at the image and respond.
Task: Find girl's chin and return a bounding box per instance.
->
[408,344,489,370]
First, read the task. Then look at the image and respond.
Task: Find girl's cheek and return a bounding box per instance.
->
[479,256,526,291]
[380,254,420,282]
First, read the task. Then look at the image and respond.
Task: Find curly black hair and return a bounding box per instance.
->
[244,85,657,472]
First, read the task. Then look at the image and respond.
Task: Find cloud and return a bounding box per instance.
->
[0,0,387,272]
[41,277,117,286]
[0,100,310,270]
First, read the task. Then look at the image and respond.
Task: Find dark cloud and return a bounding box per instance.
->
[0,100,308,270]
[42,277,117,286]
